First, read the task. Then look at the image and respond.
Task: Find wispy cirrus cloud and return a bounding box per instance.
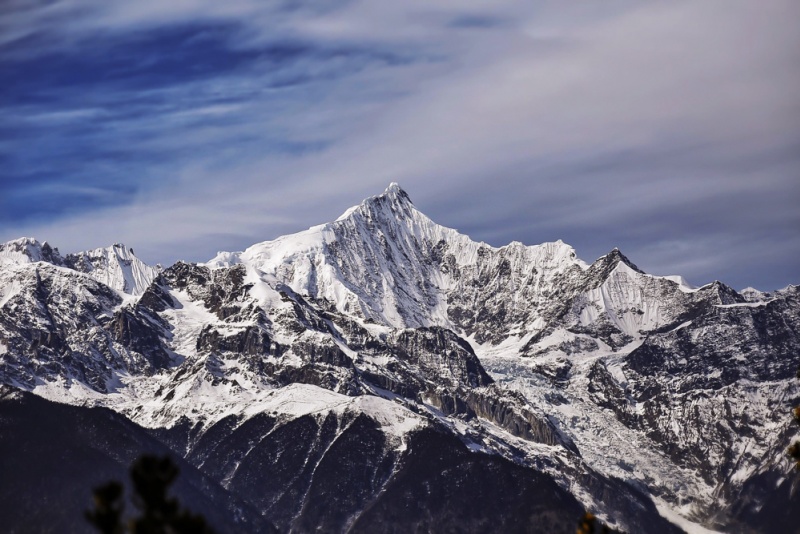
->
[1,0,798,290]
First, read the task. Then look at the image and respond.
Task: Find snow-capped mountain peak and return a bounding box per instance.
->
[0,237,63,266]
[207,183,590,332]
[64,243,160,296]
[0,237,158,296]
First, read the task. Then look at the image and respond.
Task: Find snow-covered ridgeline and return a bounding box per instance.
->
[574,261,691,337]
[0,237,158,296]
[208,183,588,329]
[0,237,62,265]
[65,243,160,296]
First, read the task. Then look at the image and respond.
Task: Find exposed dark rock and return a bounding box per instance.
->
[465,386,579,453]
[107,308,171,370]
[389,327,493,388]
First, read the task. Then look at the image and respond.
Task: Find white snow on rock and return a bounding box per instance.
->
[65,243,160,296]
[0,237,159,296]
[0,237,60,265]
[208,183,587,330]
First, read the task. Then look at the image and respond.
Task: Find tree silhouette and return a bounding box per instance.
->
[86,481,125,534]
[789,364,800,470]
[86,455,213,534]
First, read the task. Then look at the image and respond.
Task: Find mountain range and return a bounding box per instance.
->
[0,183,797,533]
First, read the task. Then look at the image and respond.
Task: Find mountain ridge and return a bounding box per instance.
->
[0,183,797,533]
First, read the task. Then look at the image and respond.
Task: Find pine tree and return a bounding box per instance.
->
[86,482,124,534]
[86,455,213,534]
[789,364,800,470]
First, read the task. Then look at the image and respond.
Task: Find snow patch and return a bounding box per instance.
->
[715,301,774,308]
[653,499,723,534]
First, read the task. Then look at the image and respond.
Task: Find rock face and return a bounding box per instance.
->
[0,183,797,533]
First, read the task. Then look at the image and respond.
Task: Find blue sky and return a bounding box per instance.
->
[1,0,798,290]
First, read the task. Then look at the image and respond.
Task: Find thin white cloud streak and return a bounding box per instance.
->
[217,0,799,239]
[294,0,799,186]
[1,0,524,56]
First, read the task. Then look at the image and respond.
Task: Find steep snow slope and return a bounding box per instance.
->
[209,183,588,342]
[64,243,160,295]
